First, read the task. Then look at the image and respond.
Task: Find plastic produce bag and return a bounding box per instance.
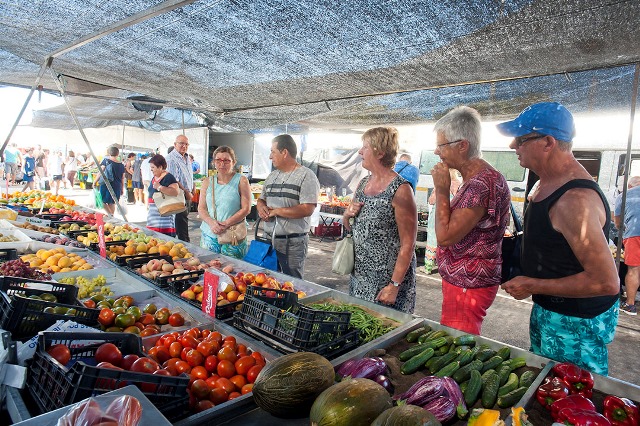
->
[332,235,354,275]
[57,394,142,426]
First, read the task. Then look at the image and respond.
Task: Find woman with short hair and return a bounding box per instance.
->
[146,154,180,237]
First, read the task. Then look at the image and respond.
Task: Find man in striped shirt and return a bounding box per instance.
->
[166,135,194,242]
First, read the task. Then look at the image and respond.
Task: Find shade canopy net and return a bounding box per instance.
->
[0,0,638,132]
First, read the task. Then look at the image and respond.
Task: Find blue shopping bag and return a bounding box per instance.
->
[243,219,279,271]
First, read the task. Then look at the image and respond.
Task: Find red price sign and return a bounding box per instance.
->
[96,213,106,258]
[202,270,219,318]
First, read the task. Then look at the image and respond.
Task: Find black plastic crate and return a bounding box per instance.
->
[244,285,298,308]
[27,331,189,416]
[50,219,89,229]
[124,254,172,285]
[0,249,18,261]
[35,213,67,221]
[233,289,353,353]
[0,276,99,340]
[155,269,203,287]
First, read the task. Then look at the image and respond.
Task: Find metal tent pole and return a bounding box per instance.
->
[49,70,128,221]
[615,63,640,271]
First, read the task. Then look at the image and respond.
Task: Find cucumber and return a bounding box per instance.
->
[417,330,437,344]
[418,329,448,343]
[398,338,449,361]
[498,373,519,397]
[401,347,435,375]
[452,359,483,383]
[482,355,504,373]
[518,370,536,388]
[481,369,496,383]
[496,346,511,361]
[455,349,475,367]
[406,326,431,343]
[425,355,442,370]
[464,369,482,407]
[497,386,528,408]
[475,348,497,362]
[438,344,452,356]
[429,351,459,374]
[497,364,512,386]
[459,380,469,394]
[481,370,500,408]
[507,357,527,370]
[435,361,460,378]
[453,334,476,346]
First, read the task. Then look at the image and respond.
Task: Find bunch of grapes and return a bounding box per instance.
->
[59,275,111,299]
[0,259,52,280]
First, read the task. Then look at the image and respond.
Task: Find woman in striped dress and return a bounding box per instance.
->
[146,155,180,237]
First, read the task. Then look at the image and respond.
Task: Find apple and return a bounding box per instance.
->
[254,272,267,285]
[235,281,247,294]
[181,289,196,300]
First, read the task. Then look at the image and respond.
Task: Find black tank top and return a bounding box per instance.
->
[523,179,618,318]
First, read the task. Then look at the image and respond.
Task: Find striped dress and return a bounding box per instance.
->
[147,173,178,237]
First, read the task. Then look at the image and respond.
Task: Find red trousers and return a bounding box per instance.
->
[440,279,498,335]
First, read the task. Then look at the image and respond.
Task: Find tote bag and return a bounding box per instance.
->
[243,218,279,271]
[501,203,523,283]
[332,234,354,275]
[153,189,186,217]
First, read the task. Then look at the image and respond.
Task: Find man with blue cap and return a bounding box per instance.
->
[498,102,619,375]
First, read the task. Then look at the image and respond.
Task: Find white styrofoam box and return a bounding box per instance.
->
[52,267,151,298]
[0,229,32,252]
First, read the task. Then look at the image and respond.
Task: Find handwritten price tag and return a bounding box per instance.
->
[202,270,219,318]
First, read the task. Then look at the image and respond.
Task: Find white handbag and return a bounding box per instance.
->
[153,189,187,217]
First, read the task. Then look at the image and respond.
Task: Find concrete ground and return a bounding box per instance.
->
[29,185,640,385]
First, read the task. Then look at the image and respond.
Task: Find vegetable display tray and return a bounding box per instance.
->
[233,286,359,358]
[27,331,189,416]
[0,276,99,340]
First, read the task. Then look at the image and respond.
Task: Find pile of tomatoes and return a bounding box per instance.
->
[148,327,265,413]
[95,295,186,336]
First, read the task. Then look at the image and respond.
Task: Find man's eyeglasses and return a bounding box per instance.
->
[214,159,232,164]
[176,142,189,147]
[437,139,463,148]
[515,134,544,147]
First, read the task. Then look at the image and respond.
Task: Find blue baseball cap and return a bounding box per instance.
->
[497,102,575,142]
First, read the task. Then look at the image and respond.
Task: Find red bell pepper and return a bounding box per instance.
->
[552,362,595,398]
[557,408,612,426]
[551,394,596,421]
[537,376,570,409]
[603,395,639,426]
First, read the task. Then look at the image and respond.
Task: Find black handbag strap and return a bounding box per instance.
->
[253,217,277,246]
[511,202,523,234]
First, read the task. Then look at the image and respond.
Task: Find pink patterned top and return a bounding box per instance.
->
[437,168,511,289]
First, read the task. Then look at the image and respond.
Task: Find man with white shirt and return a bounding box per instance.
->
[166,135,194,242]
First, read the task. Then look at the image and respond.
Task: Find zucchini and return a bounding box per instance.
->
[453,334,476,346]
[496,346,511,361]
[475,348,497,362]
[497,386,528,408]
[481,355,504,373]
[496,364,512,386]
[481,370,500,408]
[455,349,475,367]
[498,373,519,397]
[429,351,459,374]
[518,370,536,388]
[463,369,482,407]
[435,361,460,378]
[452,359,483,383]
[406,326,431,343]
[507,357,527,370]
[401,347,435,375]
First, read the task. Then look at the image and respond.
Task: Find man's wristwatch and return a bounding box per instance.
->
[391,280,401,287]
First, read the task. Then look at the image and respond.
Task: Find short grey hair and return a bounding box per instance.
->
[434,106,482,159]
[629,176,640,188]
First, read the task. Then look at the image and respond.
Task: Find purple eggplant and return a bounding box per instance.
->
[335,359,357,378]
[399,376,445,406]
[441,376,468,419]
[423,395,456,423]
[374,374,394,394]
[340,357,387,380]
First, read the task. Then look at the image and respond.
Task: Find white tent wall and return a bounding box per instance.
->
[160,127,209,176]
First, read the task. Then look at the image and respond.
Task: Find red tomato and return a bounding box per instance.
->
[216,360,236,379]
[236,344,249,356]
[46,344,71,366]
[154,307,170,325]
[163,335,177,348]
[153,345,171,364]
[139,313,155,326]
[196,341,216,357]
[228,391,242,400]
[181,347,191,362]
[221,340,237,351]
[229,375,247,391]
[190,366,208,380]
[215,377,236,394]
[190,379,210,399]
[169,341,183,359]
[241,383,253,395]
[209,387,228,405]
[95,343,123,367]
[251,351,266,366]
[164,358,180,376]
[246,365,263,383]
[130,357,159,374]
[120,354,139,371]
[206,331,222,344]
[186,349,204,367]
[175,360,192,375]
[98,308,115,327]
[222,336,236,346]
[234,356,256,375]
[168,313,185,327]
[217,346,237,363]
[201,329,211,339]
[180,335,199,349]
[142,368,171,392]
[205,375,220,389]
[204,355,218,373]
[140,328,158,337]
[83,299,96,309]
[196,400,215,413]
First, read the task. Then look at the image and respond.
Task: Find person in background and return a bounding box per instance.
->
[21,147,36,191]
[342,127,417,313]
[141,154,153,208]
[48,150,64,196]
[64,151,78,189]
[147,154,180,237]
[499,102,619,375]
[124,153,135,204]
[166,135,194,242]
[393,153,420,193]
[131,154,144,205]
[198,146,251,258]
[257,134,320,278]
[432,106,511,334]
[3,143,22,185]
[614,176,640,316]
[424,169,461,274]
[98,146,126,216]
[190,154,201,175]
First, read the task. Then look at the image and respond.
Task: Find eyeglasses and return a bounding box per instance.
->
[214,159,232,164]
[176,142,189,147]
[515,134,544,147]
[437,139,463,148]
